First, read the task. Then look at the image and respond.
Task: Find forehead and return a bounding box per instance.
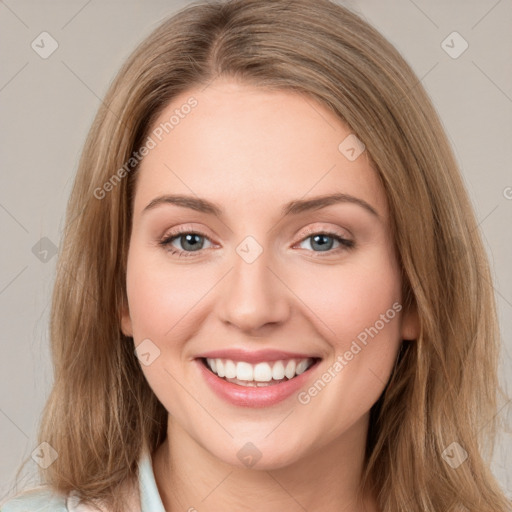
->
[133,78,387,220]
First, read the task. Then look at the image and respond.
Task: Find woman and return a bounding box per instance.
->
[2,0,510,511]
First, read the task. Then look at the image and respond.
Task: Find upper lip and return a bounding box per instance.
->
[195,349,321,364]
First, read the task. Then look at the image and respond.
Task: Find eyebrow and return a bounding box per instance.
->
[142,192,379,219]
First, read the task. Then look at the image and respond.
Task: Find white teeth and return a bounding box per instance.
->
[216,359,225,378]
[224,359,237,379]
[253,362,272,382]
[272,361,285,380]
[295,359,309,375]
[204,357,315,383]
[208,358,217,373]
[284,360,296,379]
[236,361,253,381]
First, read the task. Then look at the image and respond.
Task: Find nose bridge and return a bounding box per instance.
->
[218,234,289,332]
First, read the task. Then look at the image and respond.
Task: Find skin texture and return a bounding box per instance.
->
[120,78,419,512]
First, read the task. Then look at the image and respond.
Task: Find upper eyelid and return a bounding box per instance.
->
[162,224,352,242]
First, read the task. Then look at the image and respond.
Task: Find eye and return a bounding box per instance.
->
[295,228,354,256]
[158,227,213,258]
[158,226,355,258]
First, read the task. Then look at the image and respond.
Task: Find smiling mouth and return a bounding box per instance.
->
[199,357,321,387]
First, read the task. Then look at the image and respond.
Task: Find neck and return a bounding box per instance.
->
[152,414,380,512]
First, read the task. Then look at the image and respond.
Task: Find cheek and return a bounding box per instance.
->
[125,251,203,413]
[294,253,403,349]
[125,250,208,340]
[293,253,404,427]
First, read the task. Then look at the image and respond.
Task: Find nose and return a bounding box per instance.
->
[218,244,290,335]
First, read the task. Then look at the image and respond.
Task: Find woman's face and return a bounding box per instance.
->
[120,78,418,469]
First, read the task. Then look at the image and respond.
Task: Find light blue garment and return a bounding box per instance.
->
[0,447,166,511]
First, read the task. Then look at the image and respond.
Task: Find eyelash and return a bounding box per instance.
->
[158,225,355,259]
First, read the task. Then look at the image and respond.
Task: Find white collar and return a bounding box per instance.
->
[138,446,166,512]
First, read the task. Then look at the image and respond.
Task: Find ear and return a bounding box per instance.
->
[400,303,419,341]
[119,299,133,337]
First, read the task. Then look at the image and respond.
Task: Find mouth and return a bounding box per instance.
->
[194,355,322,408]
[199,356,320,386]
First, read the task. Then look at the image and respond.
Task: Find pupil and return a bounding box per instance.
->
[183,234,202,251]
[312,234,333,251]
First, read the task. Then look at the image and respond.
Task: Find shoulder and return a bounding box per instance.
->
[0,487,68,511]
[0,488,103,512]
[1,478,140,512]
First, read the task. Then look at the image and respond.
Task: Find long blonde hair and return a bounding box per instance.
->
[5,0,510,510]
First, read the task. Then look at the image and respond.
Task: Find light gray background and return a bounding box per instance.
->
[1,0,511,501]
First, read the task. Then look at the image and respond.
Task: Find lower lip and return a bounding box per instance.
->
[195,358,321,408]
